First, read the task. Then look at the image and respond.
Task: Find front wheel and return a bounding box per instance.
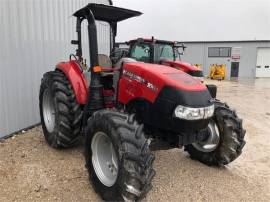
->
[185,100,246,166]
[85,110,155,201]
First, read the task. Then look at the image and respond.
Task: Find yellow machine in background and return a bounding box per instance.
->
[210,64,226,80]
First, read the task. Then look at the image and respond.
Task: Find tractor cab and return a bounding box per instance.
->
[127,38,178,64]
[72,3,142,71]
[123,38,205,82]
[71,4,142,109]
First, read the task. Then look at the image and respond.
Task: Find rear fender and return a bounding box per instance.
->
[56,60,88,104]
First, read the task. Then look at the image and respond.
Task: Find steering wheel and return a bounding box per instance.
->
[110,49,129,64]
[69,54,83,72]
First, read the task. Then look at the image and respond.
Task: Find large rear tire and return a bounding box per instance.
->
[185,100,246,166]
[85,110,155,201]
[39,70,82,148]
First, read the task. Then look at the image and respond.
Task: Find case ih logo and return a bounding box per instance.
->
[123,70,158,92]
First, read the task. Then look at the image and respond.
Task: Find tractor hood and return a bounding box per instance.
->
[119,61,212,110]
[123,62,206,92]
[161,60,200,73]
[119,62,212,135]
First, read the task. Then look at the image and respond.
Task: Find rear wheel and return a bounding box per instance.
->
[39,70,82,148]
[185,100,246,166]
[85,110,155,201]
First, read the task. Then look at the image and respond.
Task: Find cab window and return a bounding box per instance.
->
[130,44,150,62]
[156,44,175,61]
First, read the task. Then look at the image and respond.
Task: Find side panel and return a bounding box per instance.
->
[56,61,88,104]
[118,64,166,104]
[118,74,158,104]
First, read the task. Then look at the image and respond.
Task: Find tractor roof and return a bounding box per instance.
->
[127,38,186,49]
[128,38,177,45]
[73,3,142,23]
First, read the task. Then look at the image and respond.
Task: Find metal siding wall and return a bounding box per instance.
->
[181,43,206,71]
[237,43,258,78]
[181,43,209,77]
[182,42,270,80]
[0,0,110,138]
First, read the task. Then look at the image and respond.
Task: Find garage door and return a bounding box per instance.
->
[256,48,270,78]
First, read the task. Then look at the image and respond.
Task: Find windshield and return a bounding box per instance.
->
[130,43,150,62]
[155,44,175,62]
[130,42,176,63]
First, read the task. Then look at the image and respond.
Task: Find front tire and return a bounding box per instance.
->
[85,110,155,201]
[185,100,246,166]
[39,70,82,148]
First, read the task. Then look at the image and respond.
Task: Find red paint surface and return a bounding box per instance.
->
[55,60,205,106]
[118,62,206,104]
[161,60,200,73]
[56,61,88,104]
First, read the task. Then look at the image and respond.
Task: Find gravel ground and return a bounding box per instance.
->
[1,79,270,202]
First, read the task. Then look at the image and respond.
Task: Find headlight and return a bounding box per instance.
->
[174,104,214,120]
[204,104,215,118]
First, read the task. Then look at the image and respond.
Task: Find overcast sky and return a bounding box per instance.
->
[113,0,270,42]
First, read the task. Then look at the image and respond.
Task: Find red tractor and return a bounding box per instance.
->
[39,4,246,201]
[114,38,203,79]
[113,38,217,97]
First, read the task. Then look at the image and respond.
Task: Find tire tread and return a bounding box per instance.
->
[185,99,246,166]
[85,110,155,201]
[39,70,82,148]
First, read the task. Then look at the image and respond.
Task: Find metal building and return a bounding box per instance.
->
[181,40,270,80]
[0,0,111,138]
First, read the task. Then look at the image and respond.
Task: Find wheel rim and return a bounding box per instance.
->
[91,132,118,187]
[42,89,56,133]
[192,120,220,153]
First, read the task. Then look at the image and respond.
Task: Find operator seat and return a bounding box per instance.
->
[98,54,112,68]
[98,54,115,78]
[84,54,113,88]
[98,54,114,89]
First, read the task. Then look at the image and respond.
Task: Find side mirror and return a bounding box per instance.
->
[174,43,186,58]
[174,42,186,52]
[177,47,185,55]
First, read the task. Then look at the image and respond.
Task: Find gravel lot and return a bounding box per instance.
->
[0,79,270,202]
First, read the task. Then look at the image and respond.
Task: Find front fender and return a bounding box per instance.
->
[56,60,88,104]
